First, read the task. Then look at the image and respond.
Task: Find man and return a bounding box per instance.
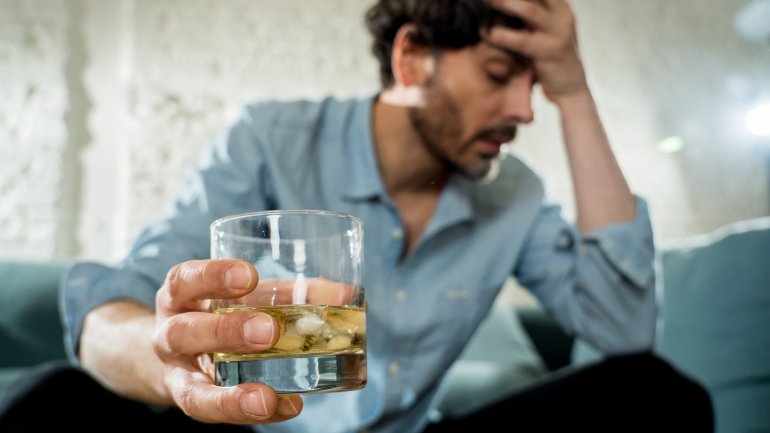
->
[0,0,711,431]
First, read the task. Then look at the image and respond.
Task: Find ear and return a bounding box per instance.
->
[391,23,433,87]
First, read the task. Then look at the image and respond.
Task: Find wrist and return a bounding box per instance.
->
[82,301,174,406]
[552,86,594,113]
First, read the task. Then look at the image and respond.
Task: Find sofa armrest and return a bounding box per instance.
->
[0,260,70,367]
[516,307,574,372]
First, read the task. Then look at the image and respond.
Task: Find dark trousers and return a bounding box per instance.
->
[425,352,713,432]
[0,361,252,433]
[0,353,712,432]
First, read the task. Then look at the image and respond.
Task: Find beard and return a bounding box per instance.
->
[408,76,518,179]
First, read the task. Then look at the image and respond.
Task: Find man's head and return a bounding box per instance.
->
[366,0,498,89]
[366,0,536,179]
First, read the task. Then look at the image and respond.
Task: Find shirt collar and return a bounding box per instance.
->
[425,175,475,238]
[343,95,386,202]
[342,94,476,227]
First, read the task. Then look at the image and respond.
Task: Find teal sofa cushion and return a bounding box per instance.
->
[436,302,547,418]
[657,218,770,432]
[0,260,69,368]
[573,218,770,432]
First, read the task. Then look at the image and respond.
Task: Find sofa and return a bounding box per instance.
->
[1,218,768,432]
[441,217,770,433]
[0,260,70,390]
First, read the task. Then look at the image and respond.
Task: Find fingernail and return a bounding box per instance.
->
[242,389,269,417]
[225,264,252,290]
[278,397,299,416]
[243,314,275,345]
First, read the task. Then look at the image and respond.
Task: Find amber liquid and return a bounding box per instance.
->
[214,305,366,393]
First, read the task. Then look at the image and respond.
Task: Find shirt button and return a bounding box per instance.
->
[388,361,401,376]
[557,236,576,251]
[395,289,407,302]
[391,228,404,240]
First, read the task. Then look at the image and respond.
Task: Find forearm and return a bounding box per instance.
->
[556,89,636,234]
[518,202,657,354]
[80,300,172,406]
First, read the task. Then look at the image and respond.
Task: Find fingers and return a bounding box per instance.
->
[307,278,356,305]
[159,259,259,313]
[169,371,303,424]
[486,26,553,59]
[240,278,357,306]
[154,310,278,356]
[491,0,552,31]
[542,0,570,13]
[245,279,296,305]
[484,1,572,59]
[486,0,576,57]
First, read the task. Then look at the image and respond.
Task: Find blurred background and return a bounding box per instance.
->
[1,0,769,262]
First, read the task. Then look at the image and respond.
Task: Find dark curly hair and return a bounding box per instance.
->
[365,0,525,88]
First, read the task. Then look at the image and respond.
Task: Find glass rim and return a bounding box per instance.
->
[211,209,363,232]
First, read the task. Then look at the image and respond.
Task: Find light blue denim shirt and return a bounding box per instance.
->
[61,95,656,433]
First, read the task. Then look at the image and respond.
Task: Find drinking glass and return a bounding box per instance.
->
[210,210,366,393]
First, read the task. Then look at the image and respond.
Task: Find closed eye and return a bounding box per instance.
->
[486,61,513,85]
[487,71,510,84]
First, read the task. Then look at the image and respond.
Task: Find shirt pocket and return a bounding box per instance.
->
[410,280,500,355]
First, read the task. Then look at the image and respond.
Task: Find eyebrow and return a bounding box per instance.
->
[484,43,530,70]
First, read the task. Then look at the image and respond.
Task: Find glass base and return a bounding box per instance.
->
[215,353,366,394]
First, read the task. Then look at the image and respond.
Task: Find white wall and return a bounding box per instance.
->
[0,0,78,258]
[1,0,769,262]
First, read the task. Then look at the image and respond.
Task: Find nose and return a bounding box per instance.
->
[501,76,535,125]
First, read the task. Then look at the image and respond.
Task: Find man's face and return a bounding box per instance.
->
[408,43,535,179]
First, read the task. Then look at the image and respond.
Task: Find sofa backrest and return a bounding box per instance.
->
[657,217,770,433]
[0,260,70,367]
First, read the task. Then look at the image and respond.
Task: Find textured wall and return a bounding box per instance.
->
[0,0,79,259]
[121,0,378,251]
[516,0,770,239]
[1,0,768,261]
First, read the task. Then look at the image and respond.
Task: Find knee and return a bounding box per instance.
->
[616,353,714,430]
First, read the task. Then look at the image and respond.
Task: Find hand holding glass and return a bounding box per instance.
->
[211,210,366,393]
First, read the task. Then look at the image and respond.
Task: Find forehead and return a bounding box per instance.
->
[473,41,530,67]
[437,41,529,71]
[433,41,533,80]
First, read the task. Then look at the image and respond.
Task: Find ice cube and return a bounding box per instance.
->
[295,313,325,335]
[326,335,352,351]
[336,309,366,335]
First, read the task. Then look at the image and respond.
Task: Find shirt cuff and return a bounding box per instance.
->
[59,262,159,366]
[583,197,655,290]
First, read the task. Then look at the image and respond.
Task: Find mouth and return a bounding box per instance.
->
[477,137,505,157]
[475,129,516,157]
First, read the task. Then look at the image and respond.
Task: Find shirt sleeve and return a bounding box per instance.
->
[59,107,275,365]
[513,197,657,354]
